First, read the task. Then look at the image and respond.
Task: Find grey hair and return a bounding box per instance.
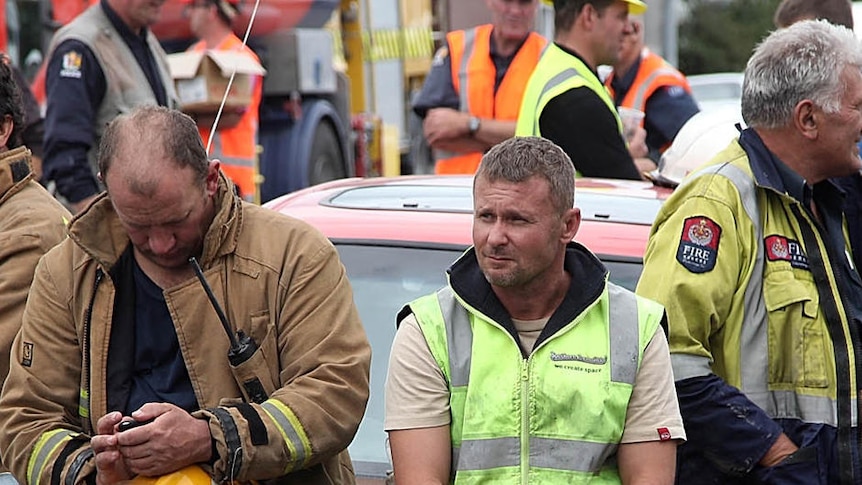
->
[742,19,862,129]
[475,136,575,215]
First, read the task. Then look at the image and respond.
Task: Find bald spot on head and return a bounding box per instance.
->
[99,106,210,197]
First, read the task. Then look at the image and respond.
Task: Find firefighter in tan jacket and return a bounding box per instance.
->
[0,60,70,481]
[0,106,371,484]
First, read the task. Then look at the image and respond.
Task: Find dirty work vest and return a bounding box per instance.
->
[435,25,545,175]
[605,48,692,152]
[48,4,177,179]
[409,283,662,484]
[192,35,262,202]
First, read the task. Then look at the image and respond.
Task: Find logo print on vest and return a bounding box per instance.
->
[676,216,721,273]
[764,235,810,270]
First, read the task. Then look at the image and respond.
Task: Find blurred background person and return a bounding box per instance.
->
[412,0,546,174]
[184,0,262,203]
[604,15,699,164]
[41,0,177,213]
[516,0,652,180]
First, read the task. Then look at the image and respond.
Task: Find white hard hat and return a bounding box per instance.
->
[651,106,744,187]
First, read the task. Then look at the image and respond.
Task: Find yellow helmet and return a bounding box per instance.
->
[121,465,217,485]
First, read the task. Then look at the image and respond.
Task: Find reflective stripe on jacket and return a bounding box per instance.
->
[193,35,261,202]
[435,25,545,174]
[605,48,692,116]
[408,270,663,483]
[515,43,623,177]
[0,173,370,484]
[637,132,860,483]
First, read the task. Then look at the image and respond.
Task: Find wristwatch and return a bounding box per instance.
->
[468,116,481,136]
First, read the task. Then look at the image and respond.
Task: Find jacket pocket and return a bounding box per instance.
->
[230,311,278,403]
[764,270,827,388]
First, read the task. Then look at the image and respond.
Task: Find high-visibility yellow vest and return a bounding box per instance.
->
[408,283,663,484]
[516,43,623,139]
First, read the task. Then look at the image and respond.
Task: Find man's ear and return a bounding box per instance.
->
[206,160,221,195]
[794,100,819,140]
[0,114,14,148]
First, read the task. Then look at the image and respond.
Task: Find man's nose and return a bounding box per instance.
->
[148,231,176,255]
[487,221,509,246]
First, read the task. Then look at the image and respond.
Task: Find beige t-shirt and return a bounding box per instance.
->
[385,312,686,443]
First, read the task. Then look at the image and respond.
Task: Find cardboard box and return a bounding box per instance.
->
[168,50,267,113]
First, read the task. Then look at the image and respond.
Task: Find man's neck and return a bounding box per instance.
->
[202,26,234,49]
[757,128,826,185]
[493,271,571,320]
[555,32,597,71]
[491,30,528,58]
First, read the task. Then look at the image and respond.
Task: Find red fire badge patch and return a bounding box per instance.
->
[676,216,721,273]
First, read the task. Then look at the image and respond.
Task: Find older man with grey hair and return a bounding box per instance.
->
[637,19,862,485]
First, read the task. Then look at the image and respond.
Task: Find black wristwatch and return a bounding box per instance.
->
[468,116,481,136]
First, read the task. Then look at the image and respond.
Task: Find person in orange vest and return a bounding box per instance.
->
[412,0,546,175]
[185,0,262,202]
[604,16,699,164]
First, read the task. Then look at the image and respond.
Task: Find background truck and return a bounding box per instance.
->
[2,0,434,202]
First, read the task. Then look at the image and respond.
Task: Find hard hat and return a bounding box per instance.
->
[542,0,648,15]
[121,465,217,485]
[652,106,744,187]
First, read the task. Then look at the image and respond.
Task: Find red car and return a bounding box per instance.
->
[263,175,672,484]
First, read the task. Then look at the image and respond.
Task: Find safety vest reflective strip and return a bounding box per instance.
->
[515,43,623,146]
[427,283,642,477]
[436,26,545,174]
[192,36,259,200]
[28,429,74,484]
[670,159,854,427]
[607,49,692,114]
[261,399,312,473]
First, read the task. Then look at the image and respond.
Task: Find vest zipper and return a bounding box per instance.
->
[520,360,529,485]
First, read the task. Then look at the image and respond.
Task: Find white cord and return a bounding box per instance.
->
[205,0,262,155]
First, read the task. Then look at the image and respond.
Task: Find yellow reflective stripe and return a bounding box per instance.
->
[78,388,89,419]
[261,400,311,472]
[28,429,74,484]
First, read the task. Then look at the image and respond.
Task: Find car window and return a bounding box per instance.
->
[335,243,644,477]
[335,243,463,477]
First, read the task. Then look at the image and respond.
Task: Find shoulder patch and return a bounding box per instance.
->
[676,216,721,273]
[764,235,810,270]
[432,46,449,66]
[60,51,83,79]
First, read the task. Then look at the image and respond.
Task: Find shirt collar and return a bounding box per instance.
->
[101,0,149,42]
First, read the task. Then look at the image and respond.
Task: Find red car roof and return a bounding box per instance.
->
[263,175,672,259]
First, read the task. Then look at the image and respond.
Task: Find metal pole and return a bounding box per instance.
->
[663,0,678,67]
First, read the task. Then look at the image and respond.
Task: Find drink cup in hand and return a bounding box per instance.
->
[618,107,645,143]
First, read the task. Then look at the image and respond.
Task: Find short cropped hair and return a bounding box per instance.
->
[98,106,209,186]
[741,19,862,129]
[553,0,615,33]
[476,136,575,215]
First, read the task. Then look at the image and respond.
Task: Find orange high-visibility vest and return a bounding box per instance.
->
[436,25,545,174]
[605,48,691,152]
[193,34,262,201]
